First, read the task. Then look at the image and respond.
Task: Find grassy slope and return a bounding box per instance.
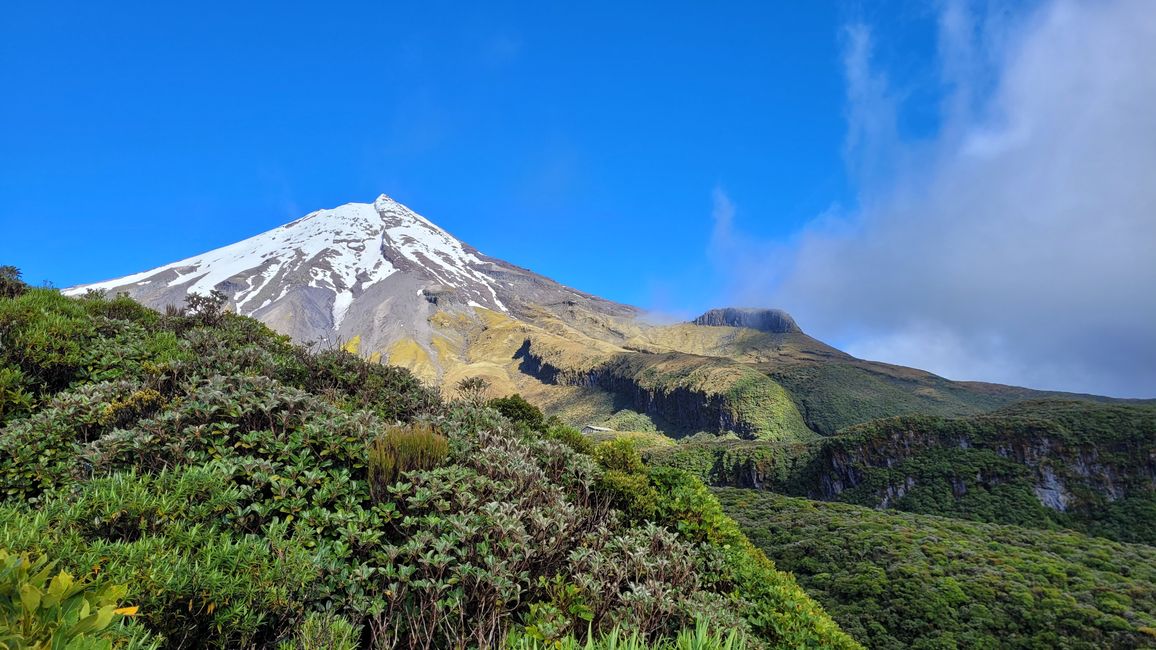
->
[715,488,1156,650]
[598,352,814,442]
[766,362,1013,435]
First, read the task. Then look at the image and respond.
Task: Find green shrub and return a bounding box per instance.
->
[0,265,27,299]
[594,439,646,474]
[598,470,660,522]
[455,376,492,405]
[1,504,315,649]
[182,290,229,327]
[81,292,160,325]
[0,365,34,421]
[294,348,440,422]
[367,423,450,501]
[490,393,546,431]
[545,424,596,456]
[0,547,157,649]
[277,611,359,650]
[0,289,96,393]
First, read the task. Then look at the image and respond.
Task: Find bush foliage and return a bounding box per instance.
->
[0,285,853,649]
[0,547,158,649]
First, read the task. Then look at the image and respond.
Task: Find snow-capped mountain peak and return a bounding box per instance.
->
[66,195,510,327]
[66,194,635,357]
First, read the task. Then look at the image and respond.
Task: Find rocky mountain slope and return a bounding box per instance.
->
[66,194,633,355]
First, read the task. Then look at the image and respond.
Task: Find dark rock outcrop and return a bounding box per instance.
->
[693,308,801,334]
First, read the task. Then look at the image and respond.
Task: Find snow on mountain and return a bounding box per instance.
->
[66,194,508,328]
[65,194,636,358]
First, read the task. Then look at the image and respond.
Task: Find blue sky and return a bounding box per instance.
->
[3,1,1154,397]
[0,1,932,307]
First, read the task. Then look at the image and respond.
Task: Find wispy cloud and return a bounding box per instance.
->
[719,0,1156,397]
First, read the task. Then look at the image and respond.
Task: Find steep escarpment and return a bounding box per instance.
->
[516,338,815,442]
[693,308,801,333]
[651,400,1156,544]
[809,401,1156,538]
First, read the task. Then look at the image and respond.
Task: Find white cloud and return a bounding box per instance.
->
[729,0,1156,397]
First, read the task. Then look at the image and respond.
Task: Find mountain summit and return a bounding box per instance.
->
[67,194,634,352]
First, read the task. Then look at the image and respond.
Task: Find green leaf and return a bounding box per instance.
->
[20,582,42,612]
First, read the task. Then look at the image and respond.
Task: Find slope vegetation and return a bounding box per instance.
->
[716,488,1156,649]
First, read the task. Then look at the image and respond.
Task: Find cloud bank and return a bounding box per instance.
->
[720,0,1156,397]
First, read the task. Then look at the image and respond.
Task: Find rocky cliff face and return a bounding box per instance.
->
[693,308,801,333]
[515,341,750,435]
[802,407,1156,518]
[796,404,1156,541]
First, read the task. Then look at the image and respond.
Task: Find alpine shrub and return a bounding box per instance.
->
[489,394,546,431]
[367,423,450,501]
[545,424,596,456]
[0,265,26,299]
[594,439,646,474]
[277,611,360,650]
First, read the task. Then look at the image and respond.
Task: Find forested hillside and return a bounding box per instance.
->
[5,265,1154,649]
[716,488,1156,649]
